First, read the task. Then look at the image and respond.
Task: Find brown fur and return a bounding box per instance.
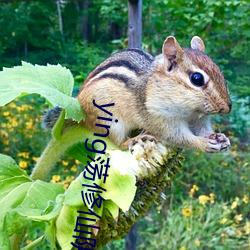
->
[77,36,231,152]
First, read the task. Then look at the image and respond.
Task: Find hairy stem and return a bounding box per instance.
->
[30,125,117,181]
[10,125,118,249]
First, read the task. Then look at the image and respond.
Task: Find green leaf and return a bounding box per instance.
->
[0,182,33,247]
[3,210,31,239]
[0,182,33,215]
[45,221,56,249]
[64,171,101,207]
[0,153,65,247]
[56,205,79,250]
[66,141,96,165]
[0,230,10,250]
[102,167,136,212]
[104,200,119,219]
[19,180,64,212]
[0,154,30,181]
[0,62,85,122]
[0,176,32,200]
[25,197,63,221]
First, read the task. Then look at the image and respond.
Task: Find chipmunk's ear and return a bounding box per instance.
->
[191,36,205,52]
[162,36,184,63]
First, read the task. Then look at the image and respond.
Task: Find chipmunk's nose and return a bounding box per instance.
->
[219,101,232,114]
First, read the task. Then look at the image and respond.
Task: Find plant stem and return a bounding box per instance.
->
[12,125,118,249]
[30,125,118,181]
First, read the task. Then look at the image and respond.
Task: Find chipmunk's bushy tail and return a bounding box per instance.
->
[41,106,62,130]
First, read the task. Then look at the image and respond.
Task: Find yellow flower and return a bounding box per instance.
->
[179,247,186,250]
[62,160,69,166]
[32,157,39,162]
[3,138,9,145]
[221,162,228,167]
[18,152,30,159]
[17,105,30,112]
[182,207,192,217]
[26,121,33,129]
[71,165,77,172]
[189,184,199,197]
[3,111,9,116]
[66,176,75,182]
[220,217,228,224]
[244,221,250,234]
[19,161,28,169]
[51,175,61,183]
[209,193,215,204]
[75,159,81,165]
[198,195,210,206]
[0,130,8,138]
[232,150,237,156]
[11,119,18,127]
[234,214,243,224]
[9,102,16,108]
[221,232,227,238]
[243,195,248,204]
[236,229,242,237]
[231,198,240,209]
[194,238,201,247]
[63,182,69,189]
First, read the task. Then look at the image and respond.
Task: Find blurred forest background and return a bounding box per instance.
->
[0,0,249,249]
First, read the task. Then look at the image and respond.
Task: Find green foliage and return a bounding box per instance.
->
[138,197,249,249]
[0,154,64,249]
[0,0,249,100]
[133,143,250,249]
[0,62,84,121]
[61,42,110,86]
[142,0,250,99]
[0,1,249,249]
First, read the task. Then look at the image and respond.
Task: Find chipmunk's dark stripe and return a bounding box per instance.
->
[96,73,130,85]
[91,60,140,79]
[125,48,154,62]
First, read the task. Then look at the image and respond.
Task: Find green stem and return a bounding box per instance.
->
[13,125,118,249]
[30,125,118,181]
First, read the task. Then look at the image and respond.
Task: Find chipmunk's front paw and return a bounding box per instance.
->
[206,133,230,152]
[129,134,156,152]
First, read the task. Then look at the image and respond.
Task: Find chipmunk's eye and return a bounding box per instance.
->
[190,72,204,87]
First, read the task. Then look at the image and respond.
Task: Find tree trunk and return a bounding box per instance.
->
[128,0,142,48]
[82,0,89,41]
[125,223,137,250]
[56,0,63,36]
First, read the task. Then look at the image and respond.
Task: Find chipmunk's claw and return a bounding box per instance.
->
[207,133,230,152]
[129,134,156,152]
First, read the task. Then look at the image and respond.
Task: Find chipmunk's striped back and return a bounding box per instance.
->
[83,48,155,89]
[44,36,232,152]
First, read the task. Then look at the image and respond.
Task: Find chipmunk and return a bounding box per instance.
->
[44,36,232,153]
